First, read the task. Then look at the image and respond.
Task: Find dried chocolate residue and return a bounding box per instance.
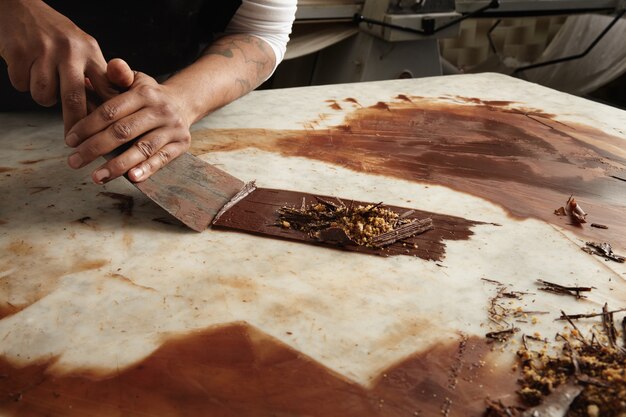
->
[98,192,134,216]
[0,167,15,173]
[213,188,482,261]
[0,325,517,417]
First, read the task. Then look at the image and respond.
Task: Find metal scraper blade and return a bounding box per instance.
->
[130,152,244,232]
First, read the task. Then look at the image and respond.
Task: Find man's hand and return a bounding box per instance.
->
[66,59,192,184]
[0,0,112,133]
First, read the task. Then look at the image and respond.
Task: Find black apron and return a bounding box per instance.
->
[0,0,241,110]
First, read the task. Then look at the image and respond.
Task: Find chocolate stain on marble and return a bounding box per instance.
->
[326,100,342,110]
[191,97,626,248]
[213,188,481,260]
[19,159,45,165]
[0,167,14,173]
[28,187,51,195]
[0,242,109,319]
[0,324,518,417]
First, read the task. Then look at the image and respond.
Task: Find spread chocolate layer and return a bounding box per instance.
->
[0,324,518,417]
[213,188,482,261]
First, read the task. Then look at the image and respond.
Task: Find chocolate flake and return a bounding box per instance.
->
[486,328,519,342]
[590,223,608,229]
[583,241,625,263]
[370,218,433,248]
[536,279,593,299]
[557,308,626,321]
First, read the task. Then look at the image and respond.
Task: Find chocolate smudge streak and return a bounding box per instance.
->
[192,96,626,249]
[0,324,518,417]
[0,167,14,173]
[213,188,481,261]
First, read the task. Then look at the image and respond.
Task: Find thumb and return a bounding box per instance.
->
[107,58,135,89]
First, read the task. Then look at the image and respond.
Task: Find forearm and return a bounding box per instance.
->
[163,34,275,127]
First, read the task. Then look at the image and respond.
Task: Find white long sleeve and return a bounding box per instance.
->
[224,0,297,74]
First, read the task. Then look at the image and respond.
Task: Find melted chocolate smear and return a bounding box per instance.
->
[0,167,14,173]
[213,188,480,261]
[192,97,626,248]
[0,324,518,417]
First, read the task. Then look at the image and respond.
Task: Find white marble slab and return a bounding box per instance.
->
[0,74,625,415]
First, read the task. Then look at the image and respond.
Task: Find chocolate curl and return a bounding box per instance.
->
[566,195,587,224]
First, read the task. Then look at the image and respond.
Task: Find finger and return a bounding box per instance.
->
[128,141,188,182]
[59,63,87,134]
[68,107,163,169]
[29,56,58,107]
[7,61,32,93]
[85,60,119,102]
[65,88,146,148]
[91,127,176,184]
[107,58,134,89]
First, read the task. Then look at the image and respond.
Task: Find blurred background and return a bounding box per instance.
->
[263,0,626,109]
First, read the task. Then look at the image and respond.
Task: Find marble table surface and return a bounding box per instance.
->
[0,73,625,416]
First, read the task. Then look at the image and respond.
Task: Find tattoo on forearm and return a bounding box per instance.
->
[203,34,274,94]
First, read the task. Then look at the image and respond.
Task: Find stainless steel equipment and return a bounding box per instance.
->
[280,0,625,86]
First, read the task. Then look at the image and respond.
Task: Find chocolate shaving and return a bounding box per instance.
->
[536,279,593,299]
[559,309,588,346]
[557,308,626,321]
[583,241,625,263]
[213,181,256,223]
[590,223,608,229]
[370,218,433,248]
[566,195,587,224]
[486,327,519,342]
[553,206,566,216]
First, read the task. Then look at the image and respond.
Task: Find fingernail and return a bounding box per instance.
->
[130,167,144,180]
[66,132,79,147]
[93,168,110,184]
[68,152,83,169]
